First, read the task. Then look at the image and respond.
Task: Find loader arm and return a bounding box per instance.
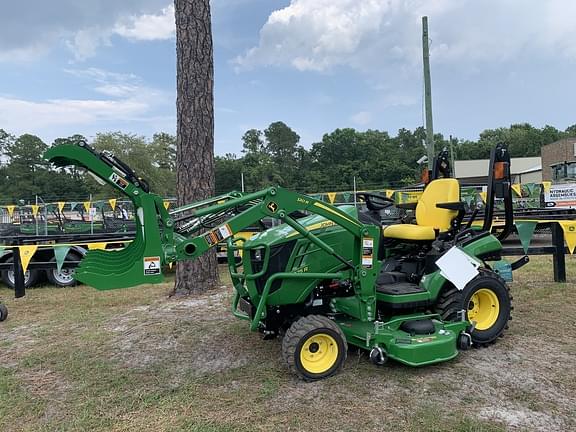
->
[44,143,382,312]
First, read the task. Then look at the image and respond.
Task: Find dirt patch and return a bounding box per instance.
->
[479,406,563,431]
[105,289,250,375]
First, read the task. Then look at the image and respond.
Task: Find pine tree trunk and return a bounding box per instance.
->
[174,0,219,294]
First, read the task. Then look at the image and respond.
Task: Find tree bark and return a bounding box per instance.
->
[174,0,219,294]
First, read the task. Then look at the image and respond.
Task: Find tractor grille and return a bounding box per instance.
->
[250,240,297,294]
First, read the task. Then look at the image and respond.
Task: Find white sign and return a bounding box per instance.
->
[435,246,480,290]
[143,256,161,275]
[545,184,576,209]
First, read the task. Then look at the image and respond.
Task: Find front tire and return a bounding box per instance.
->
[282,315,347,381]
[435,269,511,345]
[0,304,7,321]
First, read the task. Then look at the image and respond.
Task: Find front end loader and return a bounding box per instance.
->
[44,142,517,381]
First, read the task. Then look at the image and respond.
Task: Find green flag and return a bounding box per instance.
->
[342,192,351,202]
[516,221,537,254]
[53,246,71,273]
[69,202,78,211]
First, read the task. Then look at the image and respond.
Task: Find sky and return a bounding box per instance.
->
[0,0,575,155]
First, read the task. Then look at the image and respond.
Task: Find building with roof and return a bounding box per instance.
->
[541,137,576,182]
[454,157,542,185]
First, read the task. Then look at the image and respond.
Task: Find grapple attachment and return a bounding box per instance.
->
[45,143,172,290]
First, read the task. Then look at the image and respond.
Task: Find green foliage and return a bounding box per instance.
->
[0,121,574,202]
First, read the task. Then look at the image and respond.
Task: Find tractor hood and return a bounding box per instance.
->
[244,205,358,248]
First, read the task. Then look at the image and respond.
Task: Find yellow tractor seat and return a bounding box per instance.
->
[383,224,436,241]
[383,178,462,241]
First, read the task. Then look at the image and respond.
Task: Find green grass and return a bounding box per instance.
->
[1,256,575,431]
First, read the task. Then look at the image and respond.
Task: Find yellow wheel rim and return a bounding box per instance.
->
[299,333,339,374]
[467,288,500,331]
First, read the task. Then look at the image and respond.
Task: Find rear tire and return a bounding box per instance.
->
[0,304,7,321]
[1,257,39,289]
[282,315,347,381]
[46,253,80,287]
[435,269,511,346]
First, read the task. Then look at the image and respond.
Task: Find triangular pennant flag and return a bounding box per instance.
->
[168,262,173,270]
[31,204,40,217]
[69,202,78,211]
[83,201,91,212]
[108,198,117,211]
[19,245,38,273]
[479,192,487,203]
[53,246,71,273]
[57,201,66,212]
[385,190,394,199]
[163,201,171,210]
[327,192,337,204]
[88,242,107,250]
[559,221,576,254]
[342,192,351,202]
[541,181,552,194]
[6,205,15,217]
[515,221,537,254]
[94,201,105,210]
[511,184,522,197]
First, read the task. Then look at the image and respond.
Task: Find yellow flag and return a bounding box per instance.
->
[168,262,173,270]
[57,201,66,212]
[560,221,576,254]
[542,181,552,194]
[163,201,171,210]
[385,190,394,199]
[327,192,337,204]
[83,201,91,212]
[108,198,117,211]
[31,205,40,216]
[19,245,38,273]
[479,192,488,203]
[88,242,107,250]
[511,184,522,197]
[6,205,15,217]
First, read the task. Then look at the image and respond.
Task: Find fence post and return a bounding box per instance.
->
[12,245,26,298]
[551,222,566,283]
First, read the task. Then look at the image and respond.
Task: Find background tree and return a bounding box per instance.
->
[174,0,218,294]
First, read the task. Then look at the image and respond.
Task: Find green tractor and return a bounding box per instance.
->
[44,142,521,381]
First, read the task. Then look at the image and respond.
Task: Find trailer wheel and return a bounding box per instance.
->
[1,257,39,289]
[0,304,8,321]
[282,315,347,381]
[435,269,511,346]
[46,254,80,287]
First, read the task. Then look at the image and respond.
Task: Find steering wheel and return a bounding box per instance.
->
[356,192,395,211]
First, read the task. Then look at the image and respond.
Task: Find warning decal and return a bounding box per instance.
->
[204,223,233,247]
[144,256,161,275]
[109,172,129,190]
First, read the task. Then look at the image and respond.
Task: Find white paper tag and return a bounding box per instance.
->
[435,246,480,290]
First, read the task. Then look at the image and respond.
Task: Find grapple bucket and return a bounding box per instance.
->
[45,143,171,290]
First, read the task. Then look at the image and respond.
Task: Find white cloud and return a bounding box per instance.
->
[0,68,172,140]
[0,1,174,63]
[234,0,576,73]
[114,5,175,41]
[0,96,149,132]
[351,111,372,126]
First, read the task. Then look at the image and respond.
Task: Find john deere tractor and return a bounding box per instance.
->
[44,142,519,381]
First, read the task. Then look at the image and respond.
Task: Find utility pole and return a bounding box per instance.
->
[422,16,434,171]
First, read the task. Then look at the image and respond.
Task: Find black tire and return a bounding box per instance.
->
[281,315,347,381]
[0,304,7,321]
[1,257,40,289]
[435,269,511,346]
[45,253,80,287]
